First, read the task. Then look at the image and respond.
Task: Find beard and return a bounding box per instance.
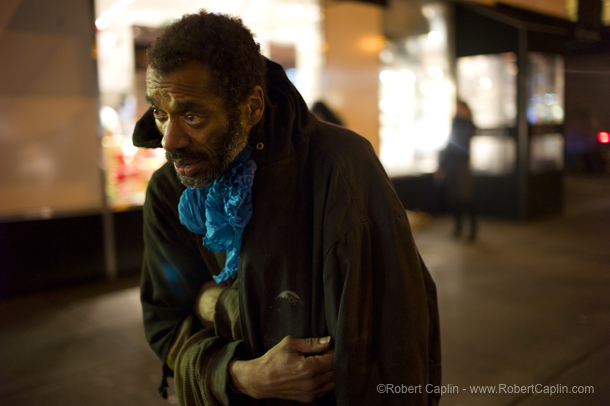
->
[166,109,249,188]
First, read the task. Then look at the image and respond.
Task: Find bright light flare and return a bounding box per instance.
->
[275,4,305,18]
[122,139,138,157]
[479,76,492,89]
[598,131,610,143]
[427,65,444,80]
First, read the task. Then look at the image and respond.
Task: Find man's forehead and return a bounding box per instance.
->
[145,64,219,103]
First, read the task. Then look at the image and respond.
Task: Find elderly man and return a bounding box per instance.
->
[134,10,441,406]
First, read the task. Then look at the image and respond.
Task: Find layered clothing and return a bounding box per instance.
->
[135,59,441,405]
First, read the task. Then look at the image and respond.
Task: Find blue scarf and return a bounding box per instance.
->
[178,148,257,283]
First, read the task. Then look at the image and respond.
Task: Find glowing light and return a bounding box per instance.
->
[100,106,120,133]
[95,15,112,31]
[305,5,321,23]
[380,69,415,85]
[111,2,126,13]
[122,139,138,156]
[427,65,444,80]
[598,131,610,143]
[428,31,442,43]
[242,0,268,22]
[276,4,305,18]
[479,76,492,89]
[379,70,394,84]
[398,69,416,84]
[421,4,436,18]
[552,105,564,121]
[100,32,117,46]
[208,0,244,15]
[544,93,557,105]
[419,80,451,96]
[95,0,134,31]
[360,35,386,53]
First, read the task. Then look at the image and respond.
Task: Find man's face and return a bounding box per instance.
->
[146,63,250,188]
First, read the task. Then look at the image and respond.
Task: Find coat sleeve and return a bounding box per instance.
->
[323,215,441,405]
[141,164,247,405]
[169,315,248,406]
[312,131,442,405]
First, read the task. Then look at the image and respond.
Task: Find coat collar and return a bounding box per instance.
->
[132,58,316,169]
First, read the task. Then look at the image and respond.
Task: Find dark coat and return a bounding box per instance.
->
[136,59,441,405]
[439,117,476,203]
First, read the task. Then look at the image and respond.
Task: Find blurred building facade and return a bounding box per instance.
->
[382,0,609,220]
[0,0,608,296]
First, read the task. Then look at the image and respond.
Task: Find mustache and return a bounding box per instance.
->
[165,149,211,162]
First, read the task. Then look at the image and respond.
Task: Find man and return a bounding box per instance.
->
[134,10,441,406]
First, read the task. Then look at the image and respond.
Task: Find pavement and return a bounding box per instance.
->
[0,175,608,405]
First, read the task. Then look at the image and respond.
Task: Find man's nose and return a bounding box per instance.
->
[161,118,190,152]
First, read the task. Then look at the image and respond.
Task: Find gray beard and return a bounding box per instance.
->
[167,111,249,189]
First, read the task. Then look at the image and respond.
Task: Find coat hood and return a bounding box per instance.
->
[132,58,315,167]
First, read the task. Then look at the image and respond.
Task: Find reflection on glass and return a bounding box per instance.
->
[527,53,564,125]
[470,135,516,175]
[379,2,452,176]
[530,133,564,173]
[457,53,518,129]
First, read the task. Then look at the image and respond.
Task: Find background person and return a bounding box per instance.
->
[437,100,477,242]
[311,100,344,126]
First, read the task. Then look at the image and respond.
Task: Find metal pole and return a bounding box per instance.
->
[517,27,529,220]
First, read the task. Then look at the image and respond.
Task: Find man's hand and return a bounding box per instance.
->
[194,282,224,327]
[229,335,334,402]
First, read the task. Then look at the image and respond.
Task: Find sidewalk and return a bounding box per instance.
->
[415,175,610,405]
[0,176,608,405]
[0,276,171,405]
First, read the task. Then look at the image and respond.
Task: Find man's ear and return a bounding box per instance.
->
[245,86,265,126]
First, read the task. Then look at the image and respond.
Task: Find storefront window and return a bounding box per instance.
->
[378,2,453,176]
[471,134,516,175]
[455,53,519,177]
[527,52,564,125]
[95,0,322,208]
[457,53,518,129]
[530,133,564,173]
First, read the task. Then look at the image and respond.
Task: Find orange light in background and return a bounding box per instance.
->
[359,35,386,53]
[598,131,610,143]
[321,41,329,53]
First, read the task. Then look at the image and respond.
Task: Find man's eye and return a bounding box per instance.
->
[185,114,201,124]
[152,108,165,118]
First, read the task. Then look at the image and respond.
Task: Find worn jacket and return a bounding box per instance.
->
[136,59,441,405]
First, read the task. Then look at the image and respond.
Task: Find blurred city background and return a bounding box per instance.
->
[0,0,608,405]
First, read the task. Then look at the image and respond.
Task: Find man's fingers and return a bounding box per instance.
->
[250,337,335,402]
[303,350,334,373]
[284,335,333,354]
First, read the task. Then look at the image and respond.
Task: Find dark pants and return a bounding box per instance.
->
[452,200,477,241]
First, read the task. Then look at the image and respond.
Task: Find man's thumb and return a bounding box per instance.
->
[318,336,331,345]
[288,336,332,354]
